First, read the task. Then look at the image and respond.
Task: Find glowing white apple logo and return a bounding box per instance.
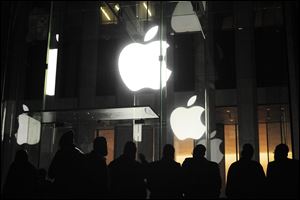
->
[170,95,205,140]
[197,130,224,163]
[15,104,41,145]
[118,26,172,91]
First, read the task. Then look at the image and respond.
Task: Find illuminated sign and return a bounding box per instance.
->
[15,104,41,145]
[197,130,224,163]
[118,26,171,91]
[170,95,206,140]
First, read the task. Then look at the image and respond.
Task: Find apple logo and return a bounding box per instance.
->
[197,130,224,163]
[170,95,205,140]
[15,104,41,145]
[118,25,172,91]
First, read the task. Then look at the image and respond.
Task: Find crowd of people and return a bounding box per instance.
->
[2,130,299,199]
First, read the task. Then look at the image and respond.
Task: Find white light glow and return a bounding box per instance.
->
[55,34,59,42]
[46,49,58,96]
[133,123,142,142]
[143,2,152,16]
[171,106,205,140]
[118,26,171,92]
[170,96,206,140]
[100,7,111,20]
[144,26,158,42]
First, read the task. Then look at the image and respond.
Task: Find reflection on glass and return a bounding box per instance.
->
[95,129,114,165]
[259,123,268,173]
[99,4,118,24]
[258,121,293,173]
[174,136,193,164]
[224,125,237,182]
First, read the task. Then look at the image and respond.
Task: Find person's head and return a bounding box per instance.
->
[59,130,74,148]
[274,143,289,161]
[14,149,28,163]
[193,144,206,159]
[123,141,136,160]
[162,144,175,160]
[241,143,254,160]
[93,136,107,156]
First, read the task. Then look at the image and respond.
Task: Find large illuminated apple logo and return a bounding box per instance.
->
[118,26,172,91]
[170,95,205,140]
[15,104,41,145]
[197,130,224,163]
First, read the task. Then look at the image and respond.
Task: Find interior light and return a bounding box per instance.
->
[46,49,58,96]
[114,4,120,11]
[143,2,152,17]
[100,6,111,21]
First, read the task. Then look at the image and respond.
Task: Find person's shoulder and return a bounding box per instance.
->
[173,160,181,167]
[150,160,160,166]
[228,160,239,169]
[182,157,193,166]
[209,160,219,166]
[268,160,276,166]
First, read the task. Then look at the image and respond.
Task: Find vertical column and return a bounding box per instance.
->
[76,2,99,151]
[283,2,299,159]
[78,2,98,108]
[207,3,226,197]
[234,2,259,161]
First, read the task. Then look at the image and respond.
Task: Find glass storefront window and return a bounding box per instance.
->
[258,104,293,173]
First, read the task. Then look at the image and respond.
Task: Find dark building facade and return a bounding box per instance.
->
[1,1,299,197]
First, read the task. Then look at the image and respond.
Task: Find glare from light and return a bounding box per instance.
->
[46,49,58,96]
[143,2,152,17]
[118,26,171,91]
[100,7,111,20]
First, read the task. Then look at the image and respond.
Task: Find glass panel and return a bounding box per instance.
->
[96,129,114,164]
[28,106,159,123]
[267,123,281,162]
[174,137,193,164]
[259,123,268,173]
[224,124,237,182]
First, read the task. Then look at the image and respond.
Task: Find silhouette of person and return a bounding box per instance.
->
[146,144,183,199]
[225,143,266,199]
[48,130,86,198]
[266,143,299,199]
[108,141,147,199]
[182,144,221,199]
[84,136,109,198]
[3,149,37,198]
